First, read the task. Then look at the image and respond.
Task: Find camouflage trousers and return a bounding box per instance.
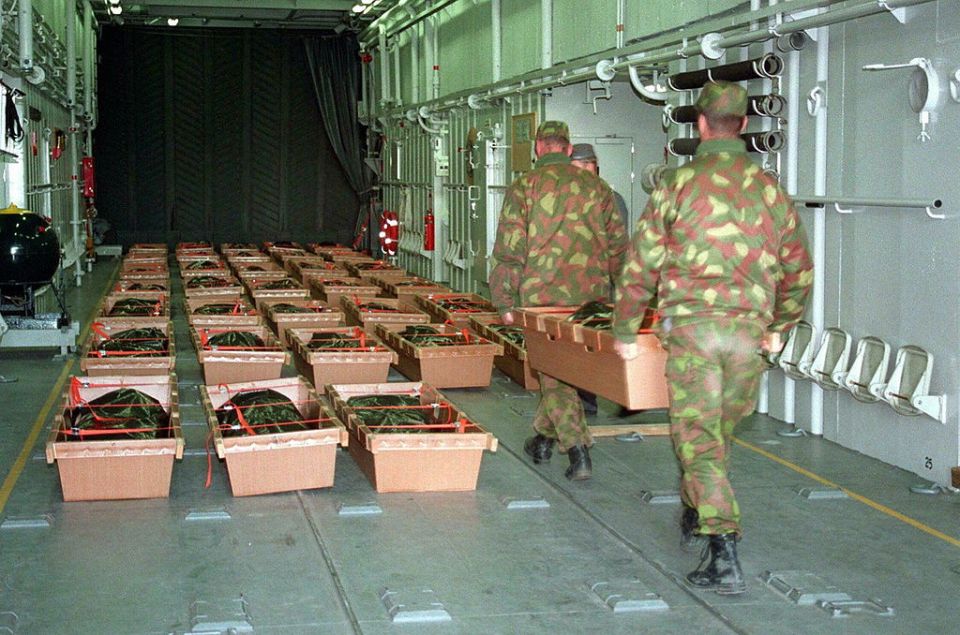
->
[663,319,765,536]
[533,373,592,452]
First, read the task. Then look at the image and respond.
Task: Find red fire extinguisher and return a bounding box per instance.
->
[423,209,435,251]
[82,157,95,198]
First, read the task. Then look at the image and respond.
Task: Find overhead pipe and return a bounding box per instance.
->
[668,130,784,156]
[627,64,667,103]
[380,0,935,121]
[667,94,786,123]
[17,0,32,72]
[360,0,459,45]
[666,53,784,91]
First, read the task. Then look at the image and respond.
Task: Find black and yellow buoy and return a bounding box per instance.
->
[0,203,61,293]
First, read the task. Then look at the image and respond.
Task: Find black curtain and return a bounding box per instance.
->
[304,36,371,202]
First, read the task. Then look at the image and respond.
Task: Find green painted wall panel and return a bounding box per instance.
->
[552,0,617,63]
[440,1,492,97]
[500,0,542,79]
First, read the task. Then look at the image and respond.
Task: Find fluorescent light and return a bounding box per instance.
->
[107,0,121,5]
[108,5,122,15]
[167,17,179,26]
[352,4,364,12]
[362,0,376,4]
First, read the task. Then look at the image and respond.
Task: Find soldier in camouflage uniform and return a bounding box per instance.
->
[612,82,813,593]
[489,120,628,480]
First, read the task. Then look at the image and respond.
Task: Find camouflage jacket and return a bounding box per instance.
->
[489,152,628,313]
[612,138,813,341]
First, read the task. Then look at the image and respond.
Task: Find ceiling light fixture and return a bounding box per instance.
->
[108,5,122,15]
[107,0,121,6]
[352,4,364,12]
[167,17,179,26]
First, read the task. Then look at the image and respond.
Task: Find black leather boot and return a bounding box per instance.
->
[523,434,555,464]
[686,533,746,595]
[564,445,592,480]
[680,505,700,550]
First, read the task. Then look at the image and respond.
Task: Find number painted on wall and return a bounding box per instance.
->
[924,456,934,470]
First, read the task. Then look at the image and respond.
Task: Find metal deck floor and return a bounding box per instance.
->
[0,259,957,634]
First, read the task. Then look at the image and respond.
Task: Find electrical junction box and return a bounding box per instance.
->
[435,155,449,177]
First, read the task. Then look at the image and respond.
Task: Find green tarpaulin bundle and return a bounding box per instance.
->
[433,297,491,313]
[108,297,163,316]
[565,301,614,330]
[186,276,231,288]
[205,331,265,349]
[358,302,398,312]
[125,283,166,291]
[185,259,221,270]
[94,327,168,357]
[69,388,169,441]
[398,325,475,347]
[490,324,526,347]
[270,303,319,314]
[258,278,300,290]
[306,331,368,350]
[215,389,306,436]
[346,394,456,432]
[324,279,361,286]
[193,303,246,315]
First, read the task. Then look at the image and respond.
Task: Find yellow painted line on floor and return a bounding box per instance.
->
[734,437,960,549]
[0,260,120,515]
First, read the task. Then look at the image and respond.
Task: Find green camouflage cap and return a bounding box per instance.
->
[695,81,747,117]
[536,120,570,142]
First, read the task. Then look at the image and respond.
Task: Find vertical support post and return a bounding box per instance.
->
[808,19,828,436]
[781,44,801,424]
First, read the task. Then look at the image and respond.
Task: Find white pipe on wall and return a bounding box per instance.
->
[782,46,801,424]
[492,0,502,82]
[423,17,434,103]
[410,24,420,102]
[392,37,402,106]
[808,19,828,436]
[431,15,439,99]
[18,0,32,73]
[541,0,552,70]
[83,1,93,119]
[67,0,81,284]
[379,26,390,105]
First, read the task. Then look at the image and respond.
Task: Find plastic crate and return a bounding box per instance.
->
[289,326,397,388]
[326,381,497,493]
[201,377,347,496]
[518,307,668,409]
[46,374,183,501]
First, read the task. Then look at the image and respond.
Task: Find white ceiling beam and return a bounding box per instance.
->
[128,0,355,10]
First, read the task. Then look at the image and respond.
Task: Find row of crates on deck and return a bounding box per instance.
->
[47,241,676,501]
